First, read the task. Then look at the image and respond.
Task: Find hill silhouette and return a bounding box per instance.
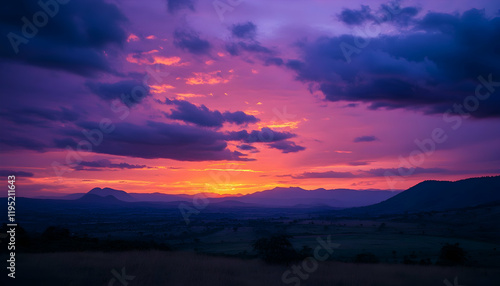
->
[87,187,136,202]
[348,176,500,215]
[76,193,126,204]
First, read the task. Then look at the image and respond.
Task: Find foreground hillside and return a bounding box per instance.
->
[348,176,500,215]
[8,251,500,286]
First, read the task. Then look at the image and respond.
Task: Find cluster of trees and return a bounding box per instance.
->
[252,235,308,264]
[355,243,467,266]
[251,234,469,267]
[0,224,171,253]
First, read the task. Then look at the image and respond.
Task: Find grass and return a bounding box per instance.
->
[8,250,500,286]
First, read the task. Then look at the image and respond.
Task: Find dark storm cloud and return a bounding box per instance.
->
[353,135,378,143]
[338,5,373,26]
[338,3,420,27]
[166,0,196,13]
[267,140,306,153]
[226,42,272,56]
[348,161,370,166]
[163,99,259,127]
[173,29,211,55]
[380,3,420,26]
[264,57,284,66]
[1,112,300,161]
[86,80,151,106]
[293,170,357,179]
[57,121,251,161]
[72,159,149,171]
[0,170,34,177]
[365,167,448,177]
[231,22,257,39]
[165,99,225,127]
[227,127,296,143]
[0,106,80,126]
[289,8,500,118]
[0,136,47,152]
[223,111,259,125]
[292,167,449,179]
[0,0,127,76]
[226,22,274,57]
[237,144,259,152]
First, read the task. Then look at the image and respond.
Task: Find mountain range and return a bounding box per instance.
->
[39,186,400,208]
[29,175,500,214]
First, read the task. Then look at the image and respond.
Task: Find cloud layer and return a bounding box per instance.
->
[287,8,500,118]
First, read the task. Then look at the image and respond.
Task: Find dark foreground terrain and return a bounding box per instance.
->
[2,176,499,285]
[6,251,500,286]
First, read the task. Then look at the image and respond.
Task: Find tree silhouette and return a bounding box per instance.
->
[253,235,299,264]
[437,243,467,266]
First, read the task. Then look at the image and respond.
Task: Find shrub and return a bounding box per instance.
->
[41,226,71,240]
[354,252,379,264]
[252,235,300,264]
[437,243,467,266]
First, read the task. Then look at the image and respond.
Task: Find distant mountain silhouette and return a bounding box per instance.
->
[130,192,191,202]
[61,193,87,200]
[87,187,136,202]
[348,176,500,215]
[77,193,125,204]
[33,186,400,208]
[10,175,500,213]
[224,187,399,208]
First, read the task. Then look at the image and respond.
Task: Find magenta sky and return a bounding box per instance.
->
[1,0,499,197]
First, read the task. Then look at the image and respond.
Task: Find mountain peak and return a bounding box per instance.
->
[76,194,124,204]
[350,175,500,215]
[87,187,135,202]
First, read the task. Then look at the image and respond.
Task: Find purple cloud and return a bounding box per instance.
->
[353,135,379,143]
[0,0,127,76]
[0,170,34,177]
[267,140,306,153]
[173,28,211,55]
[72,159,149,171]
[163,99,259,127]
[287,8,500,118]
[231,22,257,39]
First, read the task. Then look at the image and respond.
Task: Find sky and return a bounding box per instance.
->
[1,0,500,197]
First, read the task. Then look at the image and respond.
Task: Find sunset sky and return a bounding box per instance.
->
[1,0,500,197]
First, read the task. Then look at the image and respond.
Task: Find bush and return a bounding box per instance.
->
[437,243,467,266]
[253,235,300,264]
[419,258,432,265]
[41,226,71,240]
[403,252,418,265]
[354,252,379,264]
